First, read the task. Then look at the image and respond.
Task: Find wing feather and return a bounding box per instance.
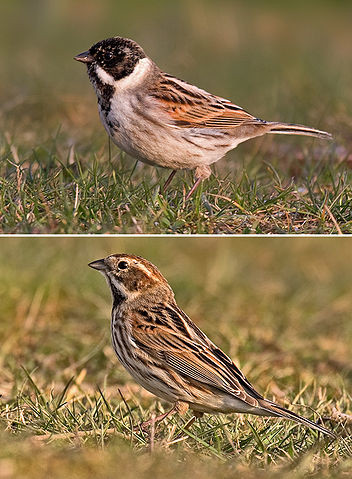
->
[131,305,263,407]
[150,74,263,129]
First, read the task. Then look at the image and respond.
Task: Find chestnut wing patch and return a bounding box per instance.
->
[151,74,263,129]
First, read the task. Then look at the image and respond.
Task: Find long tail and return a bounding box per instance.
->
[259,398,336,439]
[267,122,333,141]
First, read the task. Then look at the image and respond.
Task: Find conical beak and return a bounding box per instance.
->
[74,51,94,63]
[88,259,107,271]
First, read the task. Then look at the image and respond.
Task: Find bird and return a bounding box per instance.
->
[75,37,333,200]
[88,253,336,438]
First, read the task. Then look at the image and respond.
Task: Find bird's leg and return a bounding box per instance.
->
[136,402,202,433]
[181,411,204,431]
[171,410,203,441]
[162,170,177,192]
[175,401,189,416]
[185,178,203,200]
[186,166,211,200]
[136,402,181,431]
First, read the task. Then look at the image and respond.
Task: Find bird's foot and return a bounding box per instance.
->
[135,409,175,432]
[185,178,203,200]
[185,166,211,200]
[135,403,182,431]
[134,402,199,432]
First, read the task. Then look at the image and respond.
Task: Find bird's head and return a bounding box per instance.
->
[89,254,174,305]
[74,36,147,83]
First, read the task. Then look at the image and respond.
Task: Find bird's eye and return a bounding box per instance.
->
[118,261,128,270]
[104,51,114,62]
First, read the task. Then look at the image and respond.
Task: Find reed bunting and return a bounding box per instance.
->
[89,253,335,438]
[75,37,332,199]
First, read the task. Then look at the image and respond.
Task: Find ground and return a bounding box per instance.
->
[1,1,351,234]
[1,238,351,477]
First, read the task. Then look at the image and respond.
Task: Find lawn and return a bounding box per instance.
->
[1,237,351,477]
[1,1,352,234]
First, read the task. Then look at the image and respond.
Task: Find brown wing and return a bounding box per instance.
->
[151,73,264,129]
[131,304,263,407]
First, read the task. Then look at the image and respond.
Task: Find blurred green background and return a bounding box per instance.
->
[1,0,351,147]
[1,0,352,234]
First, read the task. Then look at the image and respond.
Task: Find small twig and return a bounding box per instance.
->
[73,183,80,216]
[150,413,156,452]
[125,204,143,234]
[31,427,122,442]
[331,407,352,424]
[207,193,250,214]
[166,435,188,446]
[323,204,342,235]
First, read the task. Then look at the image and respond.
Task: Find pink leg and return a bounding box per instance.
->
[136,404,178,431]
[185,166,211,201]
[185,178,203,200]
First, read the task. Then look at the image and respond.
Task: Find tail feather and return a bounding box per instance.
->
[259,399,336,439]
[267,122,333,141]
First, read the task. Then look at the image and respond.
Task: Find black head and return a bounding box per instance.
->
[74,37,146,81]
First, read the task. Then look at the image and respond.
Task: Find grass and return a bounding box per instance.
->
[1,0,352,234]
[1,134,351,234]
[1,238,351,477]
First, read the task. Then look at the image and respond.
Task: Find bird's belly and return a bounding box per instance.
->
[115,354,180,403]
[100,102,236,170]
[188,395,267,415]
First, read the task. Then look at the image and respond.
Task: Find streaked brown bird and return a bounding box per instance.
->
[89,253,335,438]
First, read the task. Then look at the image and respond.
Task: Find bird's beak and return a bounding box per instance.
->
[74,51,94,63]
[88,259,107,271]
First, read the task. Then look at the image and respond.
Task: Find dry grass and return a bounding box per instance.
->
[0,238,351,477]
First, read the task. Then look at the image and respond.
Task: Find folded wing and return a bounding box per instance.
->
[151,73,264,129]
[131,304,264,407]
